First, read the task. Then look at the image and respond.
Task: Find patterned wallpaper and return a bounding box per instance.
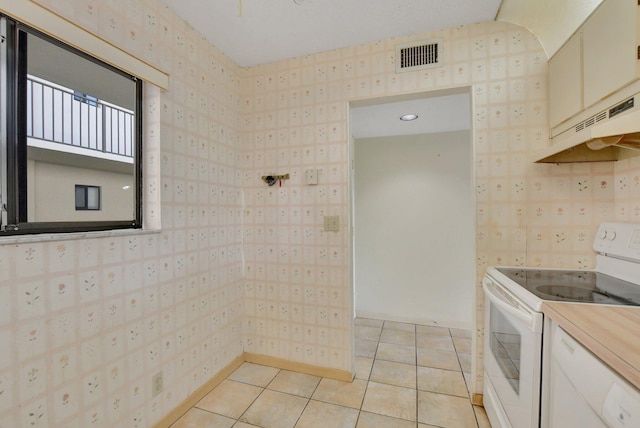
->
[614,156,640,220]
[1,0,639,426]
[1,0,246,426]
[240,21,614,397]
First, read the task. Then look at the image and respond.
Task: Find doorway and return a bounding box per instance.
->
[349,88,475,329]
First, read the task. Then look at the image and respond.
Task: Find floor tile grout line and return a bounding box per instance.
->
[230,367,283,427]
[290,395,312,427]
[450,326,480,428]
[181,319,479,428]
[414,321,419,426]
[356,371,372,427]
[172,406,236,426]
[371,321,419,425]
[417,386,474,400]
[233,383,267,426]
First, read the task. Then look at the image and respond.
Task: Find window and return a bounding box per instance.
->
[75,185,101,211]
[0,16,142,234]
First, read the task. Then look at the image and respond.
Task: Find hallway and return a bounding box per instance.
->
[171,318,490,427]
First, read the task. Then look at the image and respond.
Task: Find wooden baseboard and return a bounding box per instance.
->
[472,393,484,407]
[243,352,353,382]
[153,353,353,427]
[151,355,244,428]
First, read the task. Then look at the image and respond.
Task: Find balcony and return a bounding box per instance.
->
[26,74,135,164]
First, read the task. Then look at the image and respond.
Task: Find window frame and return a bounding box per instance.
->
[0,16,143,235]
[75,185,101,211]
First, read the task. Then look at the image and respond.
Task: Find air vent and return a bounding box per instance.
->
[395,39,442,73]
[572,96,636,134]
[595,111,607,122]
[584,117,595,128]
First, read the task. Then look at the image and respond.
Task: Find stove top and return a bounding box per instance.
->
[495,268,640,306]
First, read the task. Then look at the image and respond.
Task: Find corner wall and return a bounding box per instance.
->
[241,21,618,396]
[0,3,631,426]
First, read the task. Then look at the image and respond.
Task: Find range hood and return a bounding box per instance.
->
[533,94,640,163]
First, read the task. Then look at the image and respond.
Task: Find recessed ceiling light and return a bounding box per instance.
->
[400,114,418,121]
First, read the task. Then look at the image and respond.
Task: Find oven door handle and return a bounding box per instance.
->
[483,277,537,330]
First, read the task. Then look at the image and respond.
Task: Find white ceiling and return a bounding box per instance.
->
[161,0,502,68]
[350,92,471,139]
[159,0,604,137]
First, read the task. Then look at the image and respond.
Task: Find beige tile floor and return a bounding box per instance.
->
[170,318,491,428]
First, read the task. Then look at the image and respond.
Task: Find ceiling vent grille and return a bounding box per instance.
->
[396,39,442,73]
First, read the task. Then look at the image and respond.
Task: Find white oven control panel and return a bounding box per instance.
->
[594,223,640,260]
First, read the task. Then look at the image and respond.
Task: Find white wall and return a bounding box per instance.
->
[354,130,474,328]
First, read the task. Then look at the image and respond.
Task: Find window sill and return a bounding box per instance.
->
[0,227,160,245]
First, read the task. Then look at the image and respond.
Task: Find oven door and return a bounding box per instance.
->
[483,275,544,428]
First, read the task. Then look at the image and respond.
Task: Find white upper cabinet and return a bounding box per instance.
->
[549,0,640,130]
[583,0,638,107]
[549,33,583,128]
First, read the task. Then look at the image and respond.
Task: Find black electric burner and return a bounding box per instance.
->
[495,268,640,306]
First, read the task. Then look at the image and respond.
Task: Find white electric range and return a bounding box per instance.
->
[482,222,640,428]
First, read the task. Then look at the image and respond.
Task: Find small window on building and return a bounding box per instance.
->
[0,16,142,234]
[75,185,101,210]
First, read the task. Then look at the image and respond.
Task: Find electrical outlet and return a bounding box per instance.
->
[324,215,339,232]
[152,371,163,397]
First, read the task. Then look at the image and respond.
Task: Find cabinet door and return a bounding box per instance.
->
[549,33,583,128]
[583,0,638,108]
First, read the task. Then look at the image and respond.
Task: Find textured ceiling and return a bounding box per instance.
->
[161,0,502,67]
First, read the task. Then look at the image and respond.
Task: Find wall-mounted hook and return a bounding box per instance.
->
[262,173,290,186]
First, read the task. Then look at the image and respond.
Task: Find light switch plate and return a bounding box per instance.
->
[305,168,318,185]
[324,215,339,232]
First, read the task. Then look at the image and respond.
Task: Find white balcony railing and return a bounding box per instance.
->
[26,75,134,159]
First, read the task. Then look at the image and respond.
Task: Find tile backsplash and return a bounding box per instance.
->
[0,0,637,426]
